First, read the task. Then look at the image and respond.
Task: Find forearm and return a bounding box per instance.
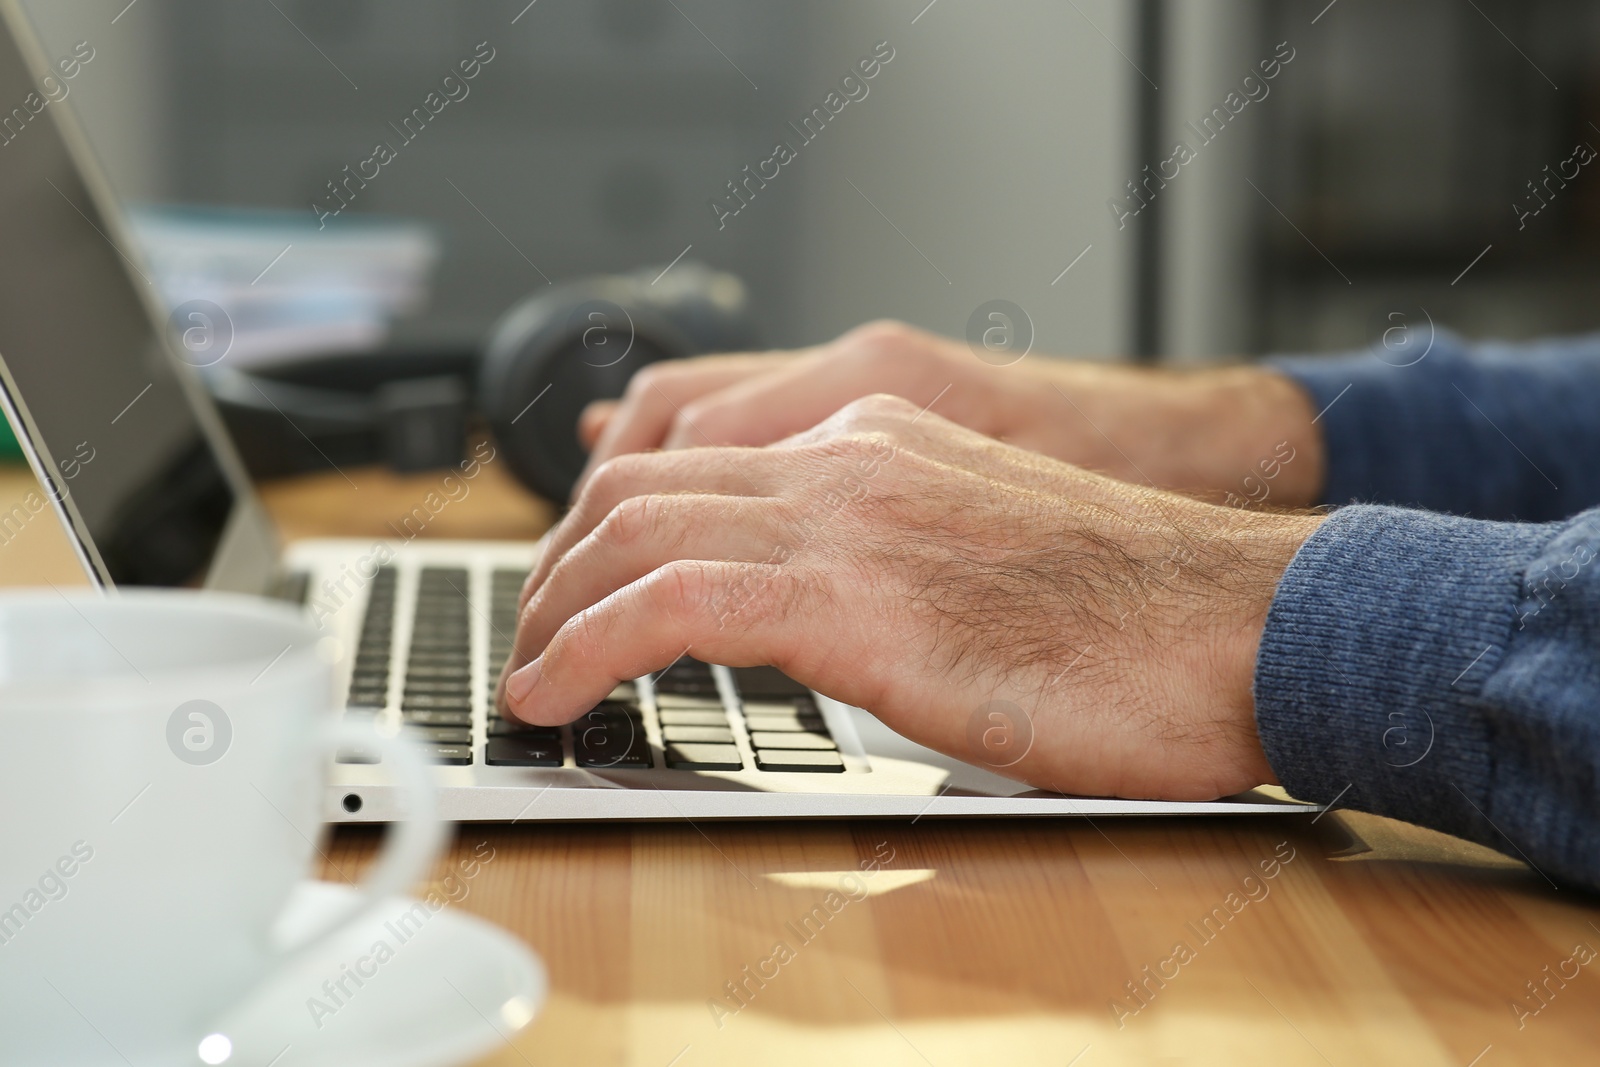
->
[1254,504,1600,891]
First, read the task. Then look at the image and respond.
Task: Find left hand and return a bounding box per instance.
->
[497,395,1323,800]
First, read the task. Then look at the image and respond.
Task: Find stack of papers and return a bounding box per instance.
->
[127,206,441,367]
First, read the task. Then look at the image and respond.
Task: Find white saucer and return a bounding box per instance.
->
[210,880,546,1067]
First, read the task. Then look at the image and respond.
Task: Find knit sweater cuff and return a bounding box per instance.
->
[1253,504,1558,839]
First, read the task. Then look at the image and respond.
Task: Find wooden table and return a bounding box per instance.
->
[3,462,1597,1066]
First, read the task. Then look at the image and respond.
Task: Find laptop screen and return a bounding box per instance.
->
[0,15,237,585]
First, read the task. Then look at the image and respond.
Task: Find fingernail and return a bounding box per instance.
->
[506,657,543,706]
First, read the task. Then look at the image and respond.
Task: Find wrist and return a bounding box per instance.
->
[1209,367,1327,509]
[1026,361,1328,508]
[1213,511,1328,787]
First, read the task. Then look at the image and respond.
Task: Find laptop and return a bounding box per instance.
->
[0,2,1307,823]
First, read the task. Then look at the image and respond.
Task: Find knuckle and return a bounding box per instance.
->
[582,452,646,500]
[843,319,918,358]
[864,392,921,416]
[837,392,918,427]
[544,604,599,671]
[642,559,714,620]
[802,429,895,465]
[595,494,665,549]
[624,361,671,399]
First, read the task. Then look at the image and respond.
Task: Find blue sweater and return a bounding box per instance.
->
[1260,332,1600,891]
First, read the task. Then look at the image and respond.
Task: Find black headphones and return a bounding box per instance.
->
[207,262,759,502]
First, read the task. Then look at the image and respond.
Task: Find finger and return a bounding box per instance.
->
[577,400,617,449]
[575,354,799,498]
[518,447,781,619]
[778,393,1138,510]
[498,495,789,693]
[658,348,949,452]
[504,560,816,725]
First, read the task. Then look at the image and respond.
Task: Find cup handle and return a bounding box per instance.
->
[272,715,447,960]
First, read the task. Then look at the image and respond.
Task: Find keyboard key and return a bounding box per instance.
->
[658,654,712,676]
[410,624,469,640]
[754,749,844,772]
[403,664,471,681]
[732,665,807,698]
[574,713,641,755]
[405,644,468,658]
[736,694,812,710]
[403,679,471,696]
[409,643,469,656]
[335,746,380,764]
[658,709,732,727]
[655,679,720,698]
[575,730,652,769]
[653,657,720,696]
[486,717,560,740]
[405,654,471,670]
[425,744,473,766]
[742,699,822,717]
[418,567,469,583]
[742,714,827,734]
[401,694,472,712]
[346,689,390,708]
[406,726,472,745]
[607,681,639,703]
[665,743,742,771]
[485,736,563,767]
[654,693,723,710]
[581,702,643,723]
[749,731,836,751]
[661,725,736,744]
[401,710,473,727]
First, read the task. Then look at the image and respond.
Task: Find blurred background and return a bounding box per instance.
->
[17,0,1600,369]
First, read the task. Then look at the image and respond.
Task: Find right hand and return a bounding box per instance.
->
[504,395,1325,801]
[575,320,1327,509]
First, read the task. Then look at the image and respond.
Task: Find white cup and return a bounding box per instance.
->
[0,590,445,1066]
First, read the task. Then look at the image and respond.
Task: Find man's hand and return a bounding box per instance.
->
[576,320,1327,509]
[503,396,1324,801]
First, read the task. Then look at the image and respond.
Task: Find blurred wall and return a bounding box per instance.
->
[789,0,1136,358]
[1157,0,1262,363]
[32,1,1592,366]
[14,0,1141,359]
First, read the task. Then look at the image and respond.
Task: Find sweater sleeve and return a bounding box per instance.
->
[1254,503,1600,891]
[1266,330,1600,522]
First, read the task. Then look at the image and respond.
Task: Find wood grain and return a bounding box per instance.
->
[4,461,1597,1066]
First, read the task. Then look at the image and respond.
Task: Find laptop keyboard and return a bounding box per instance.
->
[340,566,844,773]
